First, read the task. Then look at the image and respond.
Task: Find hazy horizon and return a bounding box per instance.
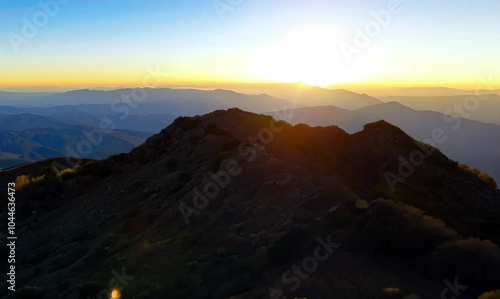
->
[2,83,500,96]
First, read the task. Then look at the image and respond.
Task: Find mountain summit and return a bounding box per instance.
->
[1,108,499,299]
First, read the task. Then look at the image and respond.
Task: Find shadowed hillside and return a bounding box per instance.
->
[1,109,499,299]
[271,102,500,182]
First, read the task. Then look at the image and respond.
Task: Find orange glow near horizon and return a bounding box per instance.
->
[2,78,497,91]
[2,2,500,92]
[1,69,497,91]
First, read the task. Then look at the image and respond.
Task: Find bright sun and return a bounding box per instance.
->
[250,26,344,86]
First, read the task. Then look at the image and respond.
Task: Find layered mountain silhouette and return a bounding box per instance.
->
[0,86,383,112]
[0,106,176,134]
[333,86,500,97]
[2,89,500,184]
[0,114,150,169]
[0,88,386,171]
[382,94,500,125]
[1,108,498,299]
[246,84,383,110]
[0,88,298,113]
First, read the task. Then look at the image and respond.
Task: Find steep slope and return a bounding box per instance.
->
[1,109,499,299]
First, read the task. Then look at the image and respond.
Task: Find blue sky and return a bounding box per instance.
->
[1,0,499,88]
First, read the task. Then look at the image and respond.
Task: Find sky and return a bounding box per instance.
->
[1,0,500,90]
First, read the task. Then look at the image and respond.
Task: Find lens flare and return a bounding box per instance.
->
[111,289,121,299]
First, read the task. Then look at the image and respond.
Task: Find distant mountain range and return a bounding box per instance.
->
[1,87,499,181]
[3,86,499,125]
[0,88,298,112]
[249,84,383,110]
[0,114,150,169]
[0,86,382,111]
[382,94,500,125]
[0,106,177,133]
[0,87,389,133]
[327,86,500,97]
[271,102,500,182]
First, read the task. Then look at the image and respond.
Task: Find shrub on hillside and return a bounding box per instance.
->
[478,290,500,299]
[15,174,45,189]
[426,238,500,292]
[352,199,459,259]
[459,164,497,189]
[478,173,497,189]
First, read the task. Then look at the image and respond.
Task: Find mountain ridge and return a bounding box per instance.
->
[272,102,500,182]
[1,108,499,298]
